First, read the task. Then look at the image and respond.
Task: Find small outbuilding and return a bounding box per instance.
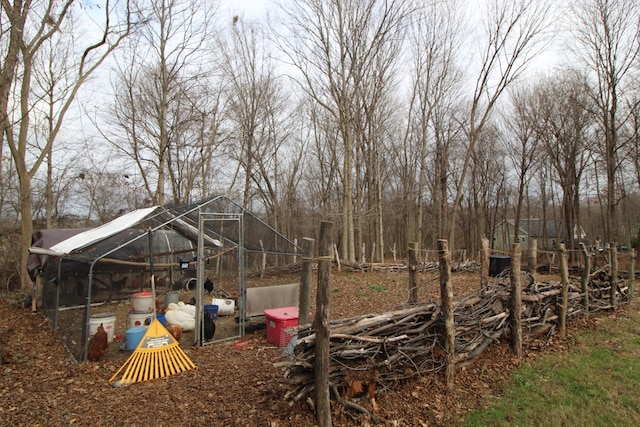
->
[492,218,587,253]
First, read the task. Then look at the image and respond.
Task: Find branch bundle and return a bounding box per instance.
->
[284,275,629,403]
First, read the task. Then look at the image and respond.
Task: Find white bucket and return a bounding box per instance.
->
[212,298,235,316]
[132,291,154,312]
[128,310,153,328]
[89,312,116,343]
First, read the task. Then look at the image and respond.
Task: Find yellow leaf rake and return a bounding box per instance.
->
[109,275,195,386]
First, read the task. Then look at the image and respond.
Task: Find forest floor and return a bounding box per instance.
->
[0,265,602,426]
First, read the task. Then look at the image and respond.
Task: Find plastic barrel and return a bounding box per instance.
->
[204,304,218,320]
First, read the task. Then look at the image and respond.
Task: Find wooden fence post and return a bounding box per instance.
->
[510,243,522,356]
[408,242,418,304]
[528,239,537,283]
[579,242,590,313]
[610,243,618,308]
[299,237,314,326]
[630,249,636,301]
[438,239,455,390]
[480,237,489,291]
[315,222,333,427]
[558,243,569,338]
[259,239,266,279]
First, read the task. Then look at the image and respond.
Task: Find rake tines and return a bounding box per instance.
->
[109,319,195,386]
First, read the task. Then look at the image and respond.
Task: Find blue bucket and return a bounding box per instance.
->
[204,304,218,320]
[156,314,167,326]
[126,326,146,350]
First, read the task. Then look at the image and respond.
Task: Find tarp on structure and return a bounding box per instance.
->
[50,207,158,255]
[28,228,89,280]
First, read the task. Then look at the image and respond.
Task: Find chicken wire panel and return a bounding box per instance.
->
[171,196,301,255]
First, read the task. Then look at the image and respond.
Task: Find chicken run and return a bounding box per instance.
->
[27,196,302,363]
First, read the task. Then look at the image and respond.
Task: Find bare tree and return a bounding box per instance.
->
[571,0,640,243]
[447,0,554,250]
[532,70,594,256]
[403,1,464,249]
[502,83,543,245]
[0,1,133,290]
[102,0,218,206]
[218,17,289,222]
[276,0,411,263]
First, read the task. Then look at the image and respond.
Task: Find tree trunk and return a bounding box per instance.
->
[19,177,34,291]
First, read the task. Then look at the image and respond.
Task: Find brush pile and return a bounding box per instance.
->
[284,275,630,403]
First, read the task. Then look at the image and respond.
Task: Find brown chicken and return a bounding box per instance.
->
[87,323,109,362]
[166,324,183,342]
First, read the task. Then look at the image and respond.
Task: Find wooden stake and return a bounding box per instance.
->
[438,239,455,390]
[510,243,522,356]
[299,237,314,326]
[558,243,569,338]
[630,249,635,301]
[408,242,418,304]
[579,242,590,313]
[528,239,537,283]
[315,222,333,427]
[480,237,489,291]
[609,242,618,307]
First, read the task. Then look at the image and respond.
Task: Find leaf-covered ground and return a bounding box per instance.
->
[0,268,590,426]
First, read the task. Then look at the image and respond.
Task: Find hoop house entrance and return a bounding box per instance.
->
[28,196,301,362]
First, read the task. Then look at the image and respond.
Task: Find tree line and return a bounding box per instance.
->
[1,0,639,291]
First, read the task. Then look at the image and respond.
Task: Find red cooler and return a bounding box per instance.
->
[264,307,299,347]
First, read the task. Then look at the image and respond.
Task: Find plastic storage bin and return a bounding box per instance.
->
[264,307,299,347]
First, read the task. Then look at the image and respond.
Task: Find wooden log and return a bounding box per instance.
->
[558,243,569,338]
[438,239,455,390]
[510,243,522,356]
[408,242,419,303]
[315,221,332,427]
[299,237,315,326]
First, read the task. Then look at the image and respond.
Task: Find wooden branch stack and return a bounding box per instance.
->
[283,275,630,403]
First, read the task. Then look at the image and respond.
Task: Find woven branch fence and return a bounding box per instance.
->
[284,243,633,406]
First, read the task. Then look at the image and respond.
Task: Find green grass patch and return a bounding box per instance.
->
[464,307,640,426]
[369,284,388,293]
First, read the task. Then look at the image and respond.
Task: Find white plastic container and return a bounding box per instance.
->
[211,298,235,316]
[132,291,154,312]
[127,310,153,328]
[89,312,116,343]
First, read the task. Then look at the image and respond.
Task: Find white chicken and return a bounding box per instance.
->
[176,301,196,317]
[165,303,195,331]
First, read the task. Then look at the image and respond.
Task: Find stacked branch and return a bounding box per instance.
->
[284,275,629,403]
